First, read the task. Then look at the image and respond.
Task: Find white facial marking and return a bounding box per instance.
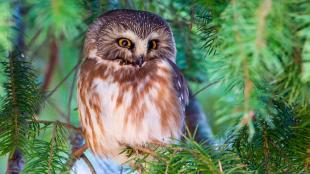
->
[89,49,97,59]
[120,30,160,57]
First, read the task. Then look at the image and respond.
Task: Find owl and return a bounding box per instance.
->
[77,9,188,162]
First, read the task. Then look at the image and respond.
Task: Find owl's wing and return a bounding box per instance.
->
[165,58,189,112]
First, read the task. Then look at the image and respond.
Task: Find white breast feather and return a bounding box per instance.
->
[78,60,182,160]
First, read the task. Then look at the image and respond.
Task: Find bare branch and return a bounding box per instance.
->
[35,120,81,132]
[67,143,88,170]
[192,80,220,97]
[42,37,58,91]
[47,99,67,118]
[66,58,80,123]
[45,61,81,99]
[81,154,96,174]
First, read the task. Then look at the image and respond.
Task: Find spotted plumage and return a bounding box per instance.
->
[77,9,188,162]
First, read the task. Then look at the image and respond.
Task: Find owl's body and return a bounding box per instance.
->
[78,9,188,161]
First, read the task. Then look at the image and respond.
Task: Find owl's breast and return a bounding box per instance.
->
[78,59,184,157]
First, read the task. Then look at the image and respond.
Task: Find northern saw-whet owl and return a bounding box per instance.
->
[78,9,189,162]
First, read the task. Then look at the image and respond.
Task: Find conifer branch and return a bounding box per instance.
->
[255,0,272,49]
[67,143,88,170]
[263,125,270,173]
[42,37,58,91]
[231,0,254,129]
[35,120,81,132]
[47,124,57,174]
[80,154,96,174]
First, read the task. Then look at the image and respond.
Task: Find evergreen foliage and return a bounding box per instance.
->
[0,52,41,156]
[23,122,70,174]
[0,0,309,173]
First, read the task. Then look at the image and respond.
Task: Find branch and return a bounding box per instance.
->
[192,80,220,97]
[6,1,25,173]
[72,143,88,158]
[42,37,58,91]
[46,99,67,118]
[45,61,81,99]
[67,143,88,170]
[81,154,96,174]
[263,125,270,173]
[66,56,81,123]
[35,120,81,132]
[47,123,57,174]
[133,146,158,158]
[255,0,272,49]
[231,0,254,127]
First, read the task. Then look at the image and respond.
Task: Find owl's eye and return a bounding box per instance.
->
[148,40,158,50]
[117,38,132,49]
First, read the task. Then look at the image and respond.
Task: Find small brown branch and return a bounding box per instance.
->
[255,0,272,49]
[149,141,168,147]
[66,58,80,123]
[218,160,223,173]
[293,46,303,73]
[45,61,81,99]
[47,124,57,174]
[80,154,96,174]
[232,0,254,125]
[35,120,81,132]
[133,146,158,158]
[243,57,253,113]
[26,28,42,51]
[263,125,270,174]
[193,80,220,97]
[42,37,58,91]
[47,99,67,118]
[67,143,88,170]
[72,143,88,159]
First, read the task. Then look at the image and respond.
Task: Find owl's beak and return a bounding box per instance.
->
[134,56,144,68]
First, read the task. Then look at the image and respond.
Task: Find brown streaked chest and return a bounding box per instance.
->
[78,58,183,145]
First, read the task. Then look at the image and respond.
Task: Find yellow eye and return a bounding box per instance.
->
[148,40,158,50]
[118,38,132,48]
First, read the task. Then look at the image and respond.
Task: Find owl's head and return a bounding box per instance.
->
[84,9,176,67]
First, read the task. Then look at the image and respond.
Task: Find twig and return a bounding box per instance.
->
[218,160,223,173]
[35,120,81,132]
[66,59,80,123]
[47,99,67,118]
[231,0,254,127]
[47,123,57,174]
[45,61,81,99]
[73,143,88,158]
[42,37,58,91]
[67,143,88,170]
[80,154,96,174]
[192,80,220,97]
[263,125,270,173]
[133,146,158,158]
[255,0,272,49]
[26,28,42,51]
[149,141,169,147]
